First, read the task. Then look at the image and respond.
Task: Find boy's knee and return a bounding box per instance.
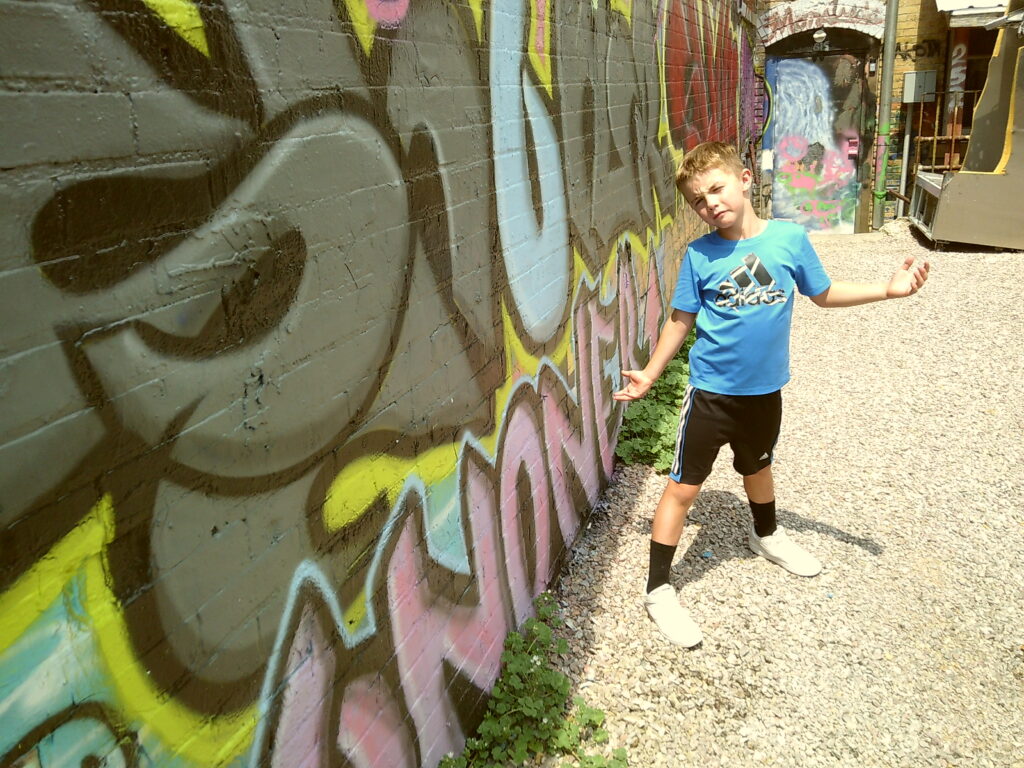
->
[664,480,701,506]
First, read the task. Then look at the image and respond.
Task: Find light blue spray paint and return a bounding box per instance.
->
[774,58,837,147]
[490,0,571,343]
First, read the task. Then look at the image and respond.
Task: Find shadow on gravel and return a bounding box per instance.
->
[780,508,883,556]
[624,489,883,588]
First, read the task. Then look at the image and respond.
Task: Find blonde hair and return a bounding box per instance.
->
[675,141,746,191]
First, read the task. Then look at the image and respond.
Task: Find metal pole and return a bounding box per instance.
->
[897,101,913,218]
[873,0,901,230]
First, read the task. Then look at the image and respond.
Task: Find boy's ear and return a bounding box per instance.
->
[740,167,753,190]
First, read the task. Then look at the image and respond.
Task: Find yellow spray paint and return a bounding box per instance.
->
[141,0,209,56]
[3,205,674,768]
[343,0,379,57]
[528,0,554,98]
[610,0,632,25]
[468,0,487,41]
[0,495,256,766]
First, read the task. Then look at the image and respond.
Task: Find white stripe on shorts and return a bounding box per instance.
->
[670,384,696,479]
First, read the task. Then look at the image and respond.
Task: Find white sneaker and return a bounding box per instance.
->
[643,584,703,647]
[748,526,822,577]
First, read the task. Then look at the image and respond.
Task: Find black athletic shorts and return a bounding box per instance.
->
[668,385,782,485]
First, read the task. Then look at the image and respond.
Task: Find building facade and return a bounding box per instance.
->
[758,0,1001,230]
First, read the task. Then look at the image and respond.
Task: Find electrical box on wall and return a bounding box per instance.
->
[903,71,937,103]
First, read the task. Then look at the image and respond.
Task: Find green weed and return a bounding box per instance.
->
[440,593,627,768]
[615,331,695,472]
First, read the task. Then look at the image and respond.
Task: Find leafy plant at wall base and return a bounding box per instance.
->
[439,593,628,768]
[615,332,695,472]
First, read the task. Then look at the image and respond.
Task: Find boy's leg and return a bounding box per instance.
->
[732,393,821,576]
[650,384,717,594]
[647,479,702,593]
[743,466,777,537]
[643,387,718,647]
[644,480,703,647]
[652,479,702,545]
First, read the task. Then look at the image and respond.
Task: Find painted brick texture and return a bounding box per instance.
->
[0,1,759,766]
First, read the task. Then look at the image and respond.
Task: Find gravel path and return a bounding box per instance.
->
[551,221,1024,768]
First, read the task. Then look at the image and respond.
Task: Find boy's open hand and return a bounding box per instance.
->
[613,370,654,402]
[886,255,930,298]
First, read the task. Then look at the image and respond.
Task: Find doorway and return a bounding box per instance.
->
[764,30,878,233]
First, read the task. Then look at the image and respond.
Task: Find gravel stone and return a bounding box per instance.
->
[551,221,1024,768]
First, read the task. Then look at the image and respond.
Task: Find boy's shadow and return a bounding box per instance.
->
[633,489,884,586]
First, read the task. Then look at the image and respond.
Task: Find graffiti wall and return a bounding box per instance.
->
[765,53,868,232]
[0,1,753,767]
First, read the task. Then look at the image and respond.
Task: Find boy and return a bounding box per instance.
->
[613,142,929,648]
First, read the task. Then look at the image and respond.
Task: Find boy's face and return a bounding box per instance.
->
[681,166,752,233]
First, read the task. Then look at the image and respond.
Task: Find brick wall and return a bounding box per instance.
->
[892,0,948,102]
[0,1,756,766]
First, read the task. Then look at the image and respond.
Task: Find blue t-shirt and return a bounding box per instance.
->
[671,220,831,395]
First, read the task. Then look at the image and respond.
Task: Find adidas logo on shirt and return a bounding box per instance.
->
[715,253,788,309]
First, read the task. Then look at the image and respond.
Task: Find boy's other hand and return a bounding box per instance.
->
[614,370,654,401]
[886,256,930,298]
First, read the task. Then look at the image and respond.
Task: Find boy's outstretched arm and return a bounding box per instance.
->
[613,309,696,401]
[810,255,930,308]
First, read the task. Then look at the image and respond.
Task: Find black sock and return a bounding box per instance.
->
[750,499,777,537]
[646,540,678,594]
